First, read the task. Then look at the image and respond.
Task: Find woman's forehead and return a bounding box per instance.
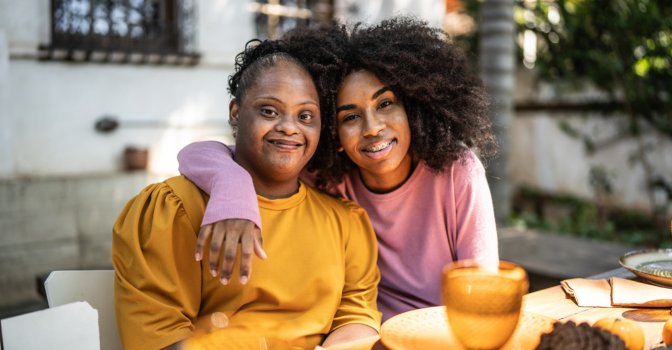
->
[338,70,392,101]
[246,63,318,102]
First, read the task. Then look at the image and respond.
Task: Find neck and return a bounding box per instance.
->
[251,176,301,199]
[359,153,416,194]
[233,152,300,200]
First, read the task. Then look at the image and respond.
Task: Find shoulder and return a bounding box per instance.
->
[429,148,486,182]
[117,176,206,234]
[164,175,208,202]
[411,149,487,197]
[451,149,486,177]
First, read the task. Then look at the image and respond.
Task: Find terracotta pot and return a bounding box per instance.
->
[124,147,149,171]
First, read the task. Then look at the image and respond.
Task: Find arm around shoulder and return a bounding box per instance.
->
[177,141,262,229]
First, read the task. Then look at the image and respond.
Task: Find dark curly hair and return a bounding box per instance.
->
[309,17,497,188]
[228,39,301,104]
[228,17,497,190]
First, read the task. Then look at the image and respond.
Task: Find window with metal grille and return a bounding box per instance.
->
[39,0,199,64]
[249,0,333,41]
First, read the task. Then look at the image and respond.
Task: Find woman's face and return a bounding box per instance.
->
[336,70,413,190]
[231,61,321,186]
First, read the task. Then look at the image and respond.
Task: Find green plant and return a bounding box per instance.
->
[510,186,670,247]
[455,0,672,224]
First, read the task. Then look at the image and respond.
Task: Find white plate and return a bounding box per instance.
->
[619,249,672,287]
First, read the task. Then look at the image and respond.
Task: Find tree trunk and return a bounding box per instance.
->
[479,0,516,226]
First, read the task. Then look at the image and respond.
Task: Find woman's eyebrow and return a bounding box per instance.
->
[371,86,391,100]
[254,96,283,104]
[336,104,357,113]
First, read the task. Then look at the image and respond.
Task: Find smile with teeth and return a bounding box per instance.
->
[363,140,393,153]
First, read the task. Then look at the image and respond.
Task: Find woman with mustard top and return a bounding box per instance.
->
[112,39,380,350]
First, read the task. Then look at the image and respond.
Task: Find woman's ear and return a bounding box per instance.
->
[337,145,344,152]
[229,99,240,127]
[229,99,240,138]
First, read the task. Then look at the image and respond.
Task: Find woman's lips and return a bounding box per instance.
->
[361,139,396,159]
[268,139,304,151]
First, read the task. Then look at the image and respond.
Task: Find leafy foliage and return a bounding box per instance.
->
[515,0,672,137]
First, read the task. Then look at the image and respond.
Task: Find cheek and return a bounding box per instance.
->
[395,113,412,145]
[337,124,358,149]
[306,127,321,147]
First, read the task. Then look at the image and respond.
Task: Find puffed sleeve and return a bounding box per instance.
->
[112,182,202,350]
[330,201,382,333]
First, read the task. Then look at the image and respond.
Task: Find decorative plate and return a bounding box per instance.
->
[380,307,556,350]
[620,249,672,287]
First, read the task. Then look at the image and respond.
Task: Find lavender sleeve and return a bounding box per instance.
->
[452,152,499,266]
[177,141,262,230]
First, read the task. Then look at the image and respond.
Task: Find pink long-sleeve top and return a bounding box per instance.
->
[178,141,499,322]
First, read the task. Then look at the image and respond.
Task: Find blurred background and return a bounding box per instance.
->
[0,0,670,320]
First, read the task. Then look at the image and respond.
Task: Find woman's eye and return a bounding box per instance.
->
[378,101,392,109]
[342,114,359,122]
[299,113,314,122]
[261,108,277,116]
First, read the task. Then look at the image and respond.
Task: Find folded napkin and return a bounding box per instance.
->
[561,278,612,307]
[610,277,672,307]
[561,277,672,307]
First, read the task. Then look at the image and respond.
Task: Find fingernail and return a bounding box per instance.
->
[220,277,229,285]
[196,252,201,261]
[240,276,248,285]
[260,251,267,259]
[210,269,217,277]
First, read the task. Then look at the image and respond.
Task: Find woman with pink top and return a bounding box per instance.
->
[178,17,499,322]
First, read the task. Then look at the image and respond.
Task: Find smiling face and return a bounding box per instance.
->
[230,61,321,198]
[336,70,413,192]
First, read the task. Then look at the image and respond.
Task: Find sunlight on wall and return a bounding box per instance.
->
[148,92,231,175]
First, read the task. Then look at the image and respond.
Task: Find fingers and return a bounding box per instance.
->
[253,227,267,260]
[197,219,262,285]
[196,224,213,262]
[220,227,241,285]
[209,221,227,277]
[239,232,254,285]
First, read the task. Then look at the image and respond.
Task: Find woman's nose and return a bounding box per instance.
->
[274,114,301,135]
[362,112,386,137]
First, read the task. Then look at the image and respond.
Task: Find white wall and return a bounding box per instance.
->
[0,0,254,178]
[511,69,672,215]
[8,61,234,176]
[0,0,50,56]
[0,30,13,177]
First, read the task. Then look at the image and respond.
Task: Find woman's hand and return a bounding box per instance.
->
[195,219,267,285]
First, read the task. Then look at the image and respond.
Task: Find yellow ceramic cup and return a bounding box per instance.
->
[443,260,529,350]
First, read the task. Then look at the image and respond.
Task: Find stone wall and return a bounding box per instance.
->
[0,173,165,308]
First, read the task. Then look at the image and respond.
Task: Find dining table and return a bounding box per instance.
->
[522,267,667,350]
[371,267,668,350]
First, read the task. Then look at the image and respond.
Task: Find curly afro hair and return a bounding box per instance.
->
[308,17,497,188]
[228,17,497,190]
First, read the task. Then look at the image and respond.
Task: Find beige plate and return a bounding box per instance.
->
[620,249,672,287]
[380,307,556,350]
